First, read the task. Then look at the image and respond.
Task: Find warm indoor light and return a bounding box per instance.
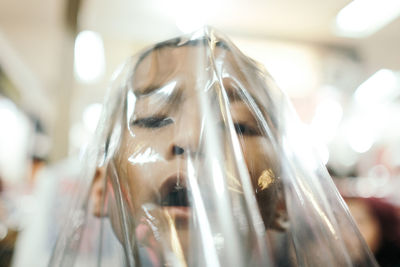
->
[335,0,400,38]
[354,69,399,105]
[74,31,105,83]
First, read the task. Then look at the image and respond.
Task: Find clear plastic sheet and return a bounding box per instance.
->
[49,27,378,267]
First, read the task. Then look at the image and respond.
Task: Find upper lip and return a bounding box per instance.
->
[158,174,189,207]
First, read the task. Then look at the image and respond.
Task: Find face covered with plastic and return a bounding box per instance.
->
[93,35,284,266]
[122,47,279,217]
[75,29,379,267]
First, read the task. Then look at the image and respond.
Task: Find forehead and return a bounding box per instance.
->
[132,45,251,95]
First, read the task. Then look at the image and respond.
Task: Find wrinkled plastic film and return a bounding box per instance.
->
[49,27,377,267]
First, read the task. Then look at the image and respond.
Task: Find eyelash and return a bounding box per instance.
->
[233,122,260,136]
[132,116,174,128]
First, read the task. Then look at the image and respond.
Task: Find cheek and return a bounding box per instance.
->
[117,134,168,207]
[123,160,174,215]
[125,165,152,208]
[239,137,280,226]
[240,137,278,188]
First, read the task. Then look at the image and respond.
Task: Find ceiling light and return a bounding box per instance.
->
[354,69,399,105]
[335,0,400,38]
[74,31,105,83]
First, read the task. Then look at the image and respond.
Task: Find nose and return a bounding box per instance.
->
[167,99,202,159]
[172,145,185,155]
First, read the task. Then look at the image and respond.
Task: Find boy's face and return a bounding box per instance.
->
[111,45,280,240]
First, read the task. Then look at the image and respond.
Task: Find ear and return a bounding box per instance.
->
[270,194,289,231]
[91,166,108,217]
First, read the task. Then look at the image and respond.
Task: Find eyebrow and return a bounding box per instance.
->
[136,82,246,107]
[225,86,246,103]
[133,83,184,114]
[134,84,165,96]
[222,84,279,127]
[134,79,181,97]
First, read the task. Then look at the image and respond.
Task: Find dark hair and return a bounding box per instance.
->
[364,198,400,267]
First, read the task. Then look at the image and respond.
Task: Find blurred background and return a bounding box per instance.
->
[0,0,400,266]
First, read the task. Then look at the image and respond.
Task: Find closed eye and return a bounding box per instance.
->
[132,116,174,128]
[233,122,260,136]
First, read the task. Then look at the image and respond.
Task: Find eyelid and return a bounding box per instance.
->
[132,116,174,128]
[219,121,260,136]
[233,122,260,136]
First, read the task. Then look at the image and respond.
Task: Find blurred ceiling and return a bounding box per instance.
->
[0,0,399,65]
[77,0,400,47]
[2,0,399,73]
[1,0,400,44]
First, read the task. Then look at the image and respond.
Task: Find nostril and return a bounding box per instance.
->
[172,145,185,155]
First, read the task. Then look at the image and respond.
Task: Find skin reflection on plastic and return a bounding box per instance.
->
[257,168,276,192]
[128,145,165,165]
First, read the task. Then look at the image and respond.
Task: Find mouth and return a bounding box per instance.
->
[158,176,191,222]
[159,176,189,207]
[161,186,189,207]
